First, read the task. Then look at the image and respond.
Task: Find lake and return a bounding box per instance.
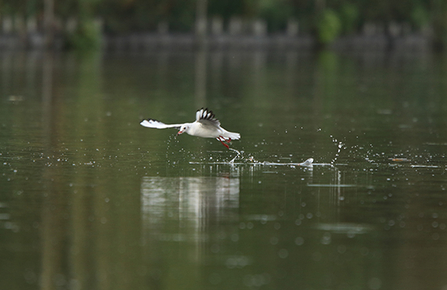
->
[1,48,447,290]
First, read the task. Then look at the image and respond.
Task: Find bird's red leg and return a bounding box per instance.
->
[217,136,230,149]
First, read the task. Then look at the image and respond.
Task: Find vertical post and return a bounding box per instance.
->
[287,19,299,37]
[195,0,208,44]
[195,0,208,105]
[195,45,207,106]
[43,0,54,48]
[315,0,326,11]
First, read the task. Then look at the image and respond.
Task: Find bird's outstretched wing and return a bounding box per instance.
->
[140,119,182,129]
[195,108,221,127]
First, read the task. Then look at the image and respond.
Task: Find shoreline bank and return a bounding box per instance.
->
[0,32,431,52]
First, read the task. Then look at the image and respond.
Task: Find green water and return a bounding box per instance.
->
[1,50,447,290]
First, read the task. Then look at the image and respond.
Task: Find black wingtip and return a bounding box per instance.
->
[201,108,215,120]
[140,118,160,125]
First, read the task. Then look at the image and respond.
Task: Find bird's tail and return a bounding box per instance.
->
[223,131,241,140]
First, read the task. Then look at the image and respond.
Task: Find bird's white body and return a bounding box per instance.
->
[140,108,240,148]
[184,121,239,139]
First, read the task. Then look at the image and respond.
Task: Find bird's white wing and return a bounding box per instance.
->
[140,119,182,129]
[195,108,221,127]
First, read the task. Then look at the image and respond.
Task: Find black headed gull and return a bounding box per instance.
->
[140,108,240,149]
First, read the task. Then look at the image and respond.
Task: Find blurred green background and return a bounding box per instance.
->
[2,0,447,49]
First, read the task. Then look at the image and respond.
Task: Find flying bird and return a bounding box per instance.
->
[140,108,240,149]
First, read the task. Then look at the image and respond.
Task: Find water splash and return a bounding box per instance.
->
[228,148,262,164]
[189,156,319,167]
[229,148,243,163]
[259,158,315,167]
[331,137,344,165]
[229,148,315,167]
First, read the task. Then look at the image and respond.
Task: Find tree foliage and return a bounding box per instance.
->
[316,9,342,46]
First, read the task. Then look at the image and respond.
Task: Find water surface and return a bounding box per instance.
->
[1,49,447,290]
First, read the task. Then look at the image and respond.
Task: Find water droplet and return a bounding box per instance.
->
[368,277,382,290]
[278,249,288,258]
[295,237,304,245]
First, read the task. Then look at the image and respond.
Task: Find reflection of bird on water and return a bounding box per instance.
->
[140,108,240,149]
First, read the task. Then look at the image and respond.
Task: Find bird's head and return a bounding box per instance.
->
[177,124,189,135]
